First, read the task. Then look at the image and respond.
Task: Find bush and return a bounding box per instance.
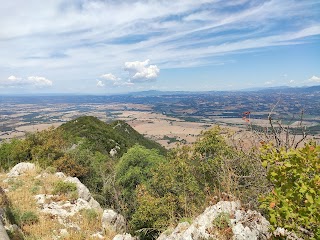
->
[213,212,231,230]
[54,154,88,178]
[116,145,165,217]
[9,208,39,227]
[52,180,77,196]
[260,143,320,239]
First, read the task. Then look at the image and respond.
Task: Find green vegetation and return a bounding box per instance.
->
[52,180,77,195]
[60,116,166,155]
[260,143,320,239]
[0,115,319,239]
[213,212,231,230]
[8,208,39,227]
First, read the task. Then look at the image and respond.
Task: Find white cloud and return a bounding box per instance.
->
[289,80,295,83]
[0,75,52,87]
[100,73,119,81]
[27,76,52,86]
[0,0,319,91]
[308,75,320,82]
[124,59,160,82]
[96,80,105,87]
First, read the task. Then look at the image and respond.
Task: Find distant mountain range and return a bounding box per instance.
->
[125,85,320,96]
[1,85,319,97]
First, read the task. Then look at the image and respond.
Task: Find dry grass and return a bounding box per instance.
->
[0,167,114,240]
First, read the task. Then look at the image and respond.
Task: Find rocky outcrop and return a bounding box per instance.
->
[0,221,10,240]
[7,162,35,178]
[64,176,102,211]
[157,200,271,240]
[102,209,126,233]
[2,162,129,239]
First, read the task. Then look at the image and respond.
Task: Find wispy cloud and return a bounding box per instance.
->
[0,0,319,91]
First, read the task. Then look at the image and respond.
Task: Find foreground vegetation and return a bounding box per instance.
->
[0,116,319,239]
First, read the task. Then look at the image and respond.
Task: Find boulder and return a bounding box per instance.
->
[7,162,35,178]
[157,200,271,240]
[0,221,10,240]
[102,209,126,233]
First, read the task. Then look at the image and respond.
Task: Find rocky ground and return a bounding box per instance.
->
[0,163,300,240]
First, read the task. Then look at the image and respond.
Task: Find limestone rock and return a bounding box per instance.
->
[113,233,136,240]
[0,221,10,240]
[273,227,303,240]
[7,162,35,178]
[55,172,66,178]
[64,177,91,201]
[157,200,271,240]
[64,176,102,211]
[102,209,126,233]
[91,232,105,239]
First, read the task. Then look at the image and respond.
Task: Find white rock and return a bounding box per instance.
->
[7,162,35,177]
[55,172,66,178]
[64,177,91,201]
[110,148,117,157]
[35,172,49,179]
[102,209,126,233]
[273,227,303,240]
[157,200,272,240]
[64,176,101,211]
[92,232,105,239]
[113,233,136,240]
[34,194,46,205]
[89,197,102,211]
[59,229,69,237]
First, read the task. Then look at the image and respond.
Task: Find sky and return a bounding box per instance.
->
[0,0,320,94]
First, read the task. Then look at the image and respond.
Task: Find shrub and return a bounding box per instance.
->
[52,180,77,195]
[260,143,320,239]
[116,145,165,216]
[213,212,231,230]
[9,208,39,227]
[54,154,88,178]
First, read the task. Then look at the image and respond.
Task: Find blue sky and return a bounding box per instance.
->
[0,0,320,94]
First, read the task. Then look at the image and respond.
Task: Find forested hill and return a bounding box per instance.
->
[59,116,166,156]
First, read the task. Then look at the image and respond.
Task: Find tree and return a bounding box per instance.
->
[115,145,165,217]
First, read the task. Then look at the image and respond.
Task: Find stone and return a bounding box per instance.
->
[113,233,136,240]
[7,162,35,178]
[64,177,91,201]
[110,148,117,157]
[156,200,272,240]
[89,197,102,211]
[64,176,101,211]
[59,229,69,237]
[55,172,66,178]
[0,221,10,240]
[91,232,105,239]
[102,209,126,233]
